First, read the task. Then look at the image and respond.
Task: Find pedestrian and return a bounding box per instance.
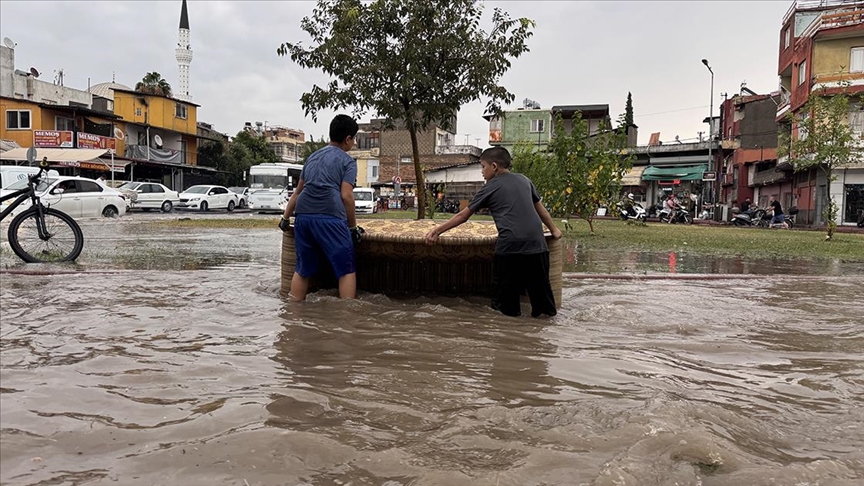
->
[740,197,751,214]
[279,114,363,301]
[97,174,107,186]
[767,195,789,229]
[425,146,563,318]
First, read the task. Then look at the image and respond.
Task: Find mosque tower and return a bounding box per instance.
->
[175,0,192,101]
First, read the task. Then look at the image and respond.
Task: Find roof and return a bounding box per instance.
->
[39,103,121,120]
[180,0,190,29]
[551,104,610,117]
[424,160,481,173]
[89,82,132,101]
[112,88,201,107]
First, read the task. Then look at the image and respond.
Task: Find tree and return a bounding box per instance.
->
[513,113,634,234]
[623,92,634,127]
[278,0,534,218]
[198,130,280,186]
[135,72,173,97]
[778,86,863,240]
[301,136,329,163]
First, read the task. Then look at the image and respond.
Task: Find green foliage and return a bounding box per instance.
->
[198,130,280,186]
[278,0,534,218]
[623,92,634,127]
[135,72,172,97]
[512,113,634,234]
[778,86,863,240]
[301,136,329,163]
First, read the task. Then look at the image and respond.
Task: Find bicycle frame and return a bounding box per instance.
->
[0,174,51,240]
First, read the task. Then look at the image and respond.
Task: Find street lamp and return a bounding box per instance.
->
[702,58,715,219]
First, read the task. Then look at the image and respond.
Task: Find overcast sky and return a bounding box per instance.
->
[0,1,790,146]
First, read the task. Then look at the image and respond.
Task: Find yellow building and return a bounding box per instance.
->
[112,88,199,166]
[1,96,125,174]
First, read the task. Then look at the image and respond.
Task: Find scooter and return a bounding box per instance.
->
[659,207,693,224]
[616,201,647,223]
[731,207,767,227]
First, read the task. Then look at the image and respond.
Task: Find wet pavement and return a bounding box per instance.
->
[1,214,863,485]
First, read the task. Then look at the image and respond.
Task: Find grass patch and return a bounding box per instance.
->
[565,219,864,261]
[151,215,864,262]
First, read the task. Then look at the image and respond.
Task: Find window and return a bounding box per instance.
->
[367,159,379,182]
[530,119,545,133]
[149,184,165,193]
[175,103,187,119]
[135,108,142,117]
[798,60,807,86]
[850,105,864,137]
[6,110,31,129]
[77,180,103,193]
[56,116,75,131]
[851,47,864,73]
[784,28,791,49]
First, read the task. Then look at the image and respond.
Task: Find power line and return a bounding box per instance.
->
[634,105,711,118]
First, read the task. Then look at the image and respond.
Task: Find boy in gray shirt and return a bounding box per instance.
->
[425,147,562,317]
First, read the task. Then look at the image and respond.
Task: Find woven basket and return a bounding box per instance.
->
[281,219,562,306]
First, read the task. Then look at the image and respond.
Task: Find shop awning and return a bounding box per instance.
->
[621,165,647,185]
[641,164,708,181]
[0,147,108,163]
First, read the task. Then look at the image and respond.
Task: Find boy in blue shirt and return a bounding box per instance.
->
[280,114,361,300]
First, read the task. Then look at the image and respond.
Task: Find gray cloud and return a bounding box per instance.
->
[0,1,789,145]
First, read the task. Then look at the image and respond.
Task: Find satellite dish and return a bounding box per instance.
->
[29,67,40,78]
[2,37,15,49]
[113,127,125,140]
[153,134,163,146]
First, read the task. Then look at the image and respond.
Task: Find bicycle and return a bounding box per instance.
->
[0,157,84,263]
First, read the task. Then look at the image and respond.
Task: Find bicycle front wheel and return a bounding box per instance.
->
[8,207,84,263]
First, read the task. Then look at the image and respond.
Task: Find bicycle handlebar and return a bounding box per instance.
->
[27,157,49,183]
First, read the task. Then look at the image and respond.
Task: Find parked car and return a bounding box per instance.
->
[177,185,238,211]
[117,181,180,213]
[228,187,250,209]
[353,187,377,214]
[2,175,127,219]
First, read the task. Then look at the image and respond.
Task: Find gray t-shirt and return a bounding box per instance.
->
[468,172,548,255]
[295,145,357,219]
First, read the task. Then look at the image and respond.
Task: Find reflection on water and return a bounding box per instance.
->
[1,219,863,485]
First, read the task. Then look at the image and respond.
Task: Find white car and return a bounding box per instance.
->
[2,175,128,219]
[227,187,249,209]
[177,185,238,211]
[118,181,180,213]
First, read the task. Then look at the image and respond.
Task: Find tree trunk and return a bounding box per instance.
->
[586,216,595,235]
[824,167,836,240]
[408,126,426,220]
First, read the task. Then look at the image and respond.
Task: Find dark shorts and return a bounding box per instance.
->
[293,214,355,279]
[491,251,557,318]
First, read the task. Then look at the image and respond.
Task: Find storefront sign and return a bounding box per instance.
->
[702,171,717,181]
[76,132,117,150]
[54,160,110,171]
[33,130,73,148]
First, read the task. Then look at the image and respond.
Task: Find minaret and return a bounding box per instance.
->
[175,0,192,101]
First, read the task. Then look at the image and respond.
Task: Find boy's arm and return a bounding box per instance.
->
[425,207,474,244]
[340,181,357,228]
[282,179,305,219]
[534,200,563,239]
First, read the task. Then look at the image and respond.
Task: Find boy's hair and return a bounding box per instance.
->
[330,114,359,142]
[480,146,512,169]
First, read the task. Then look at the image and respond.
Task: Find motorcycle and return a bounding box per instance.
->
[731,207,767,227]
[659,207,693,224]
[616,201,647,223]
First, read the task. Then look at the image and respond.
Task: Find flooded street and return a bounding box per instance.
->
[1,215,863,485]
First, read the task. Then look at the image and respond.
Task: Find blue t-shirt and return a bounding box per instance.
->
[295,145,357,219]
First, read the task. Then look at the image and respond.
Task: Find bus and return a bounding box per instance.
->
[246,163,303,213]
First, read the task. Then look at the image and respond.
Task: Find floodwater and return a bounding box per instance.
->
[1,215,863,485]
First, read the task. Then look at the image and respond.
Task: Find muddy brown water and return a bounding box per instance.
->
[1,215,863,485]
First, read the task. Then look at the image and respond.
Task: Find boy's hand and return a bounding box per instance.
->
[350,226,365,245]
[425,228,440,244]
[551,228,563,239]
[278,217,292,232]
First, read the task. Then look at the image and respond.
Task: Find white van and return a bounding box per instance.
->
[0,165,60,191]
[353,187,376,214]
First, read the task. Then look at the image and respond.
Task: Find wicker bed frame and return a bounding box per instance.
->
[281,220,562,306]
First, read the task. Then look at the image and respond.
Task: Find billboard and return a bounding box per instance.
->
[33,130,74,148]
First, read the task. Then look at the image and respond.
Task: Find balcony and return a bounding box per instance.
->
[776,90,792,119]
[812,72,864,91]
[435,145,482,157]
[751,168,791,186]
